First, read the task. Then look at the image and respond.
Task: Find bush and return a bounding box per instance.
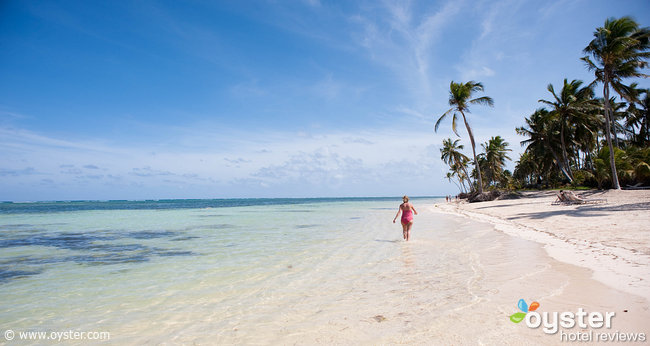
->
[571,169,593,187]
[635,162,650,184]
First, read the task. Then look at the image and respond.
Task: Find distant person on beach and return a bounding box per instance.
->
[393,196,418,241]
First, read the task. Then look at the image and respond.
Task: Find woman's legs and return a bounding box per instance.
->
[405,221,413,241]
[401,221,413,241]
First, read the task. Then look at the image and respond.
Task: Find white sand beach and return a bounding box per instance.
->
[435,190,650,300]
[432,190,650,343]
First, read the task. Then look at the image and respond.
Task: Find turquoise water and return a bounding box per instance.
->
[4,197,474,343]
[1,197,570,344]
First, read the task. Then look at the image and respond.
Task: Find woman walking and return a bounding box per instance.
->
[393,196,418,241]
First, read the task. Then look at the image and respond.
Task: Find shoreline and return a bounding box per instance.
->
[432,190,650,302]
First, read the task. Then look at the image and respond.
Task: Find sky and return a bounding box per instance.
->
[1,0,649,201]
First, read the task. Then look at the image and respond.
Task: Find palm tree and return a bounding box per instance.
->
[436,81,494,194]
[447,172,463,192]
[573,103,603,171]
[582,16,650,189]
[480,136,512,187]
[625,89,650,146]
[516,108,567,182]
[538,79,596,182]
[618,84,650,147]
[440,138,471,191]
[513,152,538,187]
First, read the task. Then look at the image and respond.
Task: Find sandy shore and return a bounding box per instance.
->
[434,189,650,301]
[426,190,650,343]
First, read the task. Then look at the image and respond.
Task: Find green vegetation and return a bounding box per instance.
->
[438,16,649,195]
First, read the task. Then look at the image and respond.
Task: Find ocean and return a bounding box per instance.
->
[0,197,566,344]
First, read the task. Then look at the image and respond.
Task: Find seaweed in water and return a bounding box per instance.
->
[127,230,177,239]
[0,268,43,283]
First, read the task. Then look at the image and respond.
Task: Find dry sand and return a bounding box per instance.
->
[435,190,650,301]
[432,189,650,343]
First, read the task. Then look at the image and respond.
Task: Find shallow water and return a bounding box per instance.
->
[0,199,433,341]
[2,198,636,344]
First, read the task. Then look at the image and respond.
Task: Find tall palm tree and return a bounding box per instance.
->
[538,79,596,182]
[436,81,494,194]
[582,16,650,189]
[440,138,471,191]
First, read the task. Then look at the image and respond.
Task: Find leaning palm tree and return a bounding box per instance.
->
[582,16,650,189]
[538,79,596,182]
[446,172,459,192]
[440,138,471,190]
[436,81,494,194]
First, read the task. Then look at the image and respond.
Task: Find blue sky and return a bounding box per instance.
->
[1,0,649,201]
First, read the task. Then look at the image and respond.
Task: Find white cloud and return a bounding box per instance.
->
[352,0,462,109]
[455,0,526,81]
[0,124,455,200]
[461,66,496,80]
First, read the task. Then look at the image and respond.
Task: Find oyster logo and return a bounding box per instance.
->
[509,298,540,323]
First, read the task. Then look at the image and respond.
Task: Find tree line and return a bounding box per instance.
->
[437,16,649,195]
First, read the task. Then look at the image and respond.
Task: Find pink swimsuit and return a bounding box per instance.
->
[401,208,413,224]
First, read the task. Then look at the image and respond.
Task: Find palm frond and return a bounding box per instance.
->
[451,113,460,137]
[580,56,599,72]
[468,81,484,93]
[435,108,454,133]
[469,96,494,107]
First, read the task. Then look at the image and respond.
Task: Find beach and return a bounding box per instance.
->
[435,190,650,300]
[435,190,650,343]
[1,196,649,344]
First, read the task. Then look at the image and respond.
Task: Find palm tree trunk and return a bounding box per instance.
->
[544,136,572,182]
[603,79,621,189]
[459,176,468,193]
[559,120,574,181]
[639,111,650,146]
[460,111,483,194]
[459,164,472,193]
[577,151,582,170]
[452,179,462,193]
[552,149,572,182]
